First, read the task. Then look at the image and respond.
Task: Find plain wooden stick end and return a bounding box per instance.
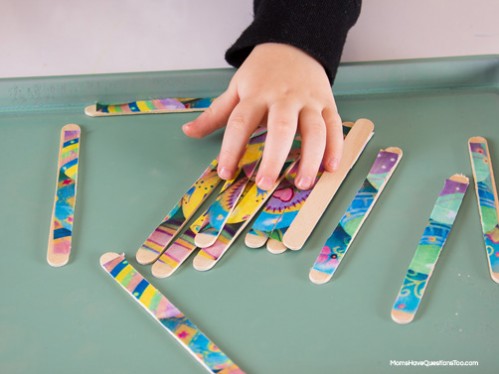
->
[449,173,469,184]
[468,136,487,145]
[244,233,267,248]
[490,271,499,284]
[195,232,217,248]
[151,261,175,279]
[47,253,70,268]
[266,239,287,254]
[84,105,98,117]
[135,248,160,265]
[391,309,415,324]
[192,253,215,272]
[308,269,331,285]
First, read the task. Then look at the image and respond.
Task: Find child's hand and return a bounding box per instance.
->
[182,43,343,190]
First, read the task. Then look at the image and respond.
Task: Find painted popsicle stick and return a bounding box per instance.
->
[100,253,244,373]
[47,124,81,267]
[244,164,299,249]
[195,132,266,248]
[468,137,499,283]
[246,122,354,252]
[283,119,375,250]
[391,174,469,324]
[152,129,268,277]
[193,159,299,271]
[151,213,210,278]
[152,166,263,278]
[266,167,323,254]
[85,97,214,117]
[309,147,403,284]
[136,159,221,265]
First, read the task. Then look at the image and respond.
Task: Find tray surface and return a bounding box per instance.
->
[1,56,498,373]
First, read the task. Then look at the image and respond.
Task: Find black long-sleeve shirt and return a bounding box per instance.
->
[225,0,362,84]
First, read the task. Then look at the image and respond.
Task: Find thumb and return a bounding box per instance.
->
[182,86,239,138]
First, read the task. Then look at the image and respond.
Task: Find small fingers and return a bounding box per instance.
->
[295,108,326,190]
[322,106,344,172]
[256,102,299,190]
[218,100,266,180]
[182,88,238,138]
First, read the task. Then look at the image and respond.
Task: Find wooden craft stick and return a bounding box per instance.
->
[245,122,354,253]
[193,158,299,272]
[283,119,375,250]
[468,137,499,283]
[391,174,469,324]
[244,162,300,250]
[266,166,323,255]
[309,147,403,284]
[84,97,214,117]
[135,159,221,265]
[101,253,244,373]
[152,129,268,277]
[151,213,209,278]
[47,124,81,267]
[195,132,266,248]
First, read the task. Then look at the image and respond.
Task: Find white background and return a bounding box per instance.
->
[1,0,499,78]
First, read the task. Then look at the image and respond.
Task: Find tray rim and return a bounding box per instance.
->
[0,54,498,114]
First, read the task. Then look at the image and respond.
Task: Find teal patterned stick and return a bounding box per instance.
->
[309,147,403,284]
[100,253,245,373]
[391,174,469,324]
[468,137,499,283]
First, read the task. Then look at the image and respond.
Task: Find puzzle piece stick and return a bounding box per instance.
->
[244,164,299,250]
[135,159,221,265]
[193,158,299,271]
[246,122,354,252]
[85,97,214,117]
[100,253,244,373]
[391,174,469,324]
[152,130,268,277]
[195,132,266,248]
[283,119,375,250]
[47,124,81,267]
[266,167,323,254]
[309,147,403,284]
[468,137,499,283]
[151,213,210,278]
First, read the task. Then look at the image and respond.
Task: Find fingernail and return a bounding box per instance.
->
[257,176,273,190]
[327,158,339,171]
[296,176,312,190]
[218,167,232,180]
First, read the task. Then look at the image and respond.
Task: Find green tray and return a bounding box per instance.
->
[1,55,498,373]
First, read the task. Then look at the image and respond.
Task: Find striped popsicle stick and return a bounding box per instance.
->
[136,159,221,265]
[151,213,210,278]
[85,97,214,117]
[195,131,266,248]
[283,119,375,250]
[391,174,469,324]
[47,124,81,267]
[309,147,403,284]
[101,253,244,373]
[468,137,499,283]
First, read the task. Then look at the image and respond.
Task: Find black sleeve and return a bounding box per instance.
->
[225,0,362,84]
